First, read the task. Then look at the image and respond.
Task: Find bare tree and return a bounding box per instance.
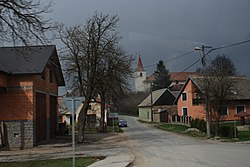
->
[96,49,133,132]
[202,55,239,136]
[0,0,54,45]
[60,13,132,142]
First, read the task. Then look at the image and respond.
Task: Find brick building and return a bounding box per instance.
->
[0,45,65,149]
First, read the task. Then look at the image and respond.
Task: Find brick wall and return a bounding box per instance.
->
[0,72,7,87]
[0,76,34,121]
[0,65,60,148]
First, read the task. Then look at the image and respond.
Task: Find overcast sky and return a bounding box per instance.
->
[48,0,250,79]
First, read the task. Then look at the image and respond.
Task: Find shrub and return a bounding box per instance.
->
[190,118,206,132]
[218,125,237,138]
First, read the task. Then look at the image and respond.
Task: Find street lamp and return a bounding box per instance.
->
[194,45,212,138]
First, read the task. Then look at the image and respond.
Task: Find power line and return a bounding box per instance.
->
[170,58,201,79]
[137,39,250,79]
[212,39,250,51]
[143,50,195,69]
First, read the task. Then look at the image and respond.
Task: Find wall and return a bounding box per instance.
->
[0,65,59,148]
[218,100,250,121]
[177,80,250,121]
[139,107,151,122]
[0,72,7,87]
[33,65,59,141]
[177,80,206,120]
[3,121,34,149]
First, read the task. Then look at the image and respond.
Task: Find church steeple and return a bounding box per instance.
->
[136,55,144,71]
[134,55,148,92]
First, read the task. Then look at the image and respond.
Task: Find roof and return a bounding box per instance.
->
[58,97,85,114]
[170,72,200,82]
[138,88,175,107]
[136,56,144,71]
[234,111,250,117]
[146,72,200,83]
[0,45,65,86]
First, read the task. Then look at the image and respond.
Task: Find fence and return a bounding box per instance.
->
[0,122,4,147]
[171,115,192,124]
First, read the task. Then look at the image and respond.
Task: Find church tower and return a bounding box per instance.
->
[134,55,147,92]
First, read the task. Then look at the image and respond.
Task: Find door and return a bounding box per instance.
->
[36,92,46,143]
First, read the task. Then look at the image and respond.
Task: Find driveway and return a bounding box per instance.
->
[119,116,250,167]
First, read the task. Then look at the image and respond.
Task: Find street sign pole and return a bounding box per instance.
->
[72,98,75,167]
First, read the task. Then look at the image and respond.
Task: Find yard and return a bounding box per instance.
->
[156,123,250,141]
[0,157,101,167]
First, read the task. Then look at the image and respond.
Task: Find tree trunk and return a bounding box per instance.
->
[77,97,90,143]
[99,93,106,133]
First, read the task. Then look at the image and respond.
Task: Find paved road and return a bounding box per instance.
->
[119,116,250,167]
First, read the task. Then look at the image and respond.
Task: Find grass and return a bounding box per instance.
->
[156,123,189,133]
[0,157,100,167]
[107,126,124,133]
[155,123,206,137]
[238,131,250,141]
[156,123,250,141]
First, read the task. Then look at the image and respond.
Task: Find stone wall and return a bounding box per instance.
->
[3,120,34,149]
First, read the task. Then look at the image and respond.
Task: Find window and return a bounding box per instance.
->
[140,72,142,77]
[49,69,53,83]
[182,107,188,116]
[219,106,228,115]
[182,92,187,101]
[236,105,245,114]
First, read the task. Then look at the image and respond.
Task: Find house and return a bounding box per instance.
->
[0,45,65,149]
[134,56,200,92]
[58,96,84,125]
[174,76,250,122]
[138,88,177,123]
[58,95,108,129]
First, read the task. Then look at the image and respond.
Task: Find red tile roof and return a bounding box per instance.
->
[170,72,200,82]
[146,72,200,82]
[136,56,144,71]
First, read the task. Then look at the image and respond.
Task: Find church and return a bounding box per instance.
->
[134,56,200,93]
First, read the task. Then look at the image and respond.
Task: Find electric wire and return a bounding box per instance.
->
[143,50,195,69]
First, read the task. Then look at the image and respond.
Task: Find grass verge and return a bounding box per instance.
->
[155,123,206,137]
[155,123,188,133]
[0,157,102,167]
[238,131,250,141]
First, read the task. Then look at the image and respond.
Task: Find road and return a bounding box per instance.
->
[119,116,250,167]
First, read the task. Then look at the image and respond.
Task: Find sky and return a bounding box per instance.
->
[46,0,250,87]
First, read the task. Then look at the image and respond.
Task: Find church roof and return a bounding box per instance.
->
[136,56,144,71]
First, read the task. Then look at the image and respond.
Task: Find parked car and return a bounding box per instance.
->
[119,119,128,127]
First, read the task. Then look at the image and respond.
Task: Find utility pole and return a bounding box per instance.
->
[195,45,211,138]
[150,82,153,123]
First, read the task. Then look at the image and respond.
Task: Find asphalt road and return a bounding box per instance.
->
[119,116,250,167]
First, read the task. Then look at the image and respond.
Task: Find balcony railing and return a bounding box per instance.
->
[192,98,205,105]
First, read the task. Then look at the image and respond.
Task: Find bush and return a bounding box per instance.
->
[218,124,237,138]
[190,118,206,132]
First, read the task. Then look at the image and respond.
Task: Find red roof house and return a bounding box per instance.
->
[174,76,250,122]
